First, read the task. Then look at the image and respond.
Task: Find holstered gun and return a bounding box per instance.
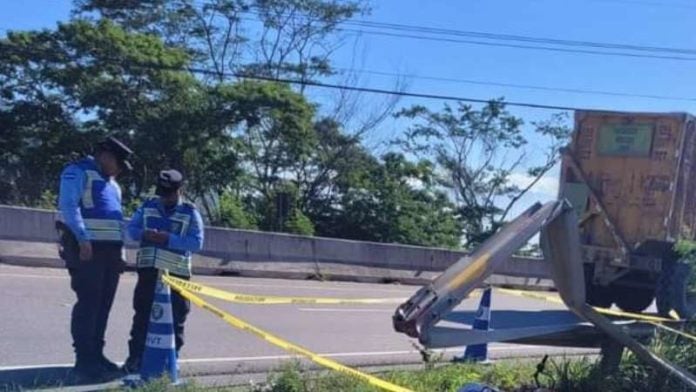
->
[55,221,79,266]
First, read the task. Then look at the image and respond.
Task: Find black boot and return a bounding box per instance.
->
[70,352,104,385]
[94,342,120,371]
[123,339,143,374]
[122,355,141,374]
[94,342,122,379]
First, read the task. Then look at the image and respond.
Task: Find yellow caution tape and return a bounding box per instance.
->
[669,310,681,321]
[650,321,696,344]
[496,287,676,323]
[164,275,406,305]
[593,307,675,323]
[164,275,414,392]
[497,288,564,305]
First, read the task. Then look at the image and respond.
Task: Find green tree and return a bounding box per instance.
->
[73,0,368,86]
[1,20,226,206]
[1,20,315,217]
[299,119,372,204]
[215,191,258,230]
[396,101,570,246]
[285,210,315,236]
[1,11,471,249]
[216,80,316,201]
[324,153,462,247]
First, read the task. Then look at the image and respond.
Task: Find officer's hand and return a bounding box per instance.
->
[144,230,169,245]
[151,231,170,245]
[143,230,158,243]
[79,241,93,261]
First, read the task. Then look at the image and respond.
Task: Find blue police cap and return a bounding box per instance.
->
[97,136,133,170]
[156,169,184,196]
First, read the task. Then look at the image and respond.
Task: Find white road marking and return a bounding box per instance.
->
[298,307,394,313]
[0,345,553,370]
[184,279,414,294]
[0,272,68,280]
[0,271,414,294]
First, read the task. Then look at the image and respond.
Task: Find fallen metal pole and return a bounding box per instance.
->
[542,203,696,389]
[394,200,696,390]
[578,303,696,389]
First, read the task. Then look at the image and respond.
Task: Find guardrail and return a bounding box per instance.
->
[0,204,550,280]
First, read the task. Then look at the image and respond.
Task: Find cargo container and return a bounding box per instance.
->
[559,110,696,317]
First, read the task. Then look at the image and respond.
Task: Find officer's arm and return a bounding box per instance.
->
[58,165,88,242]
[114,181,126,239]
[127,205,145,242]
[168,209,204,252]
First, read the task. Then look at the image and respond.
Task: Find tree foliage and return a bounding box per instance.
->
[396,101,570,246]
[73,0,368,84]
[216,191,258,230]
[0,20,313,219]
[1,3,570,250]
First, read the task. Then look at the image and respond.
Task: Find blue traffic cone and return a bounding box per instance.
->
[454,286,492,363]
[138,272,178,383]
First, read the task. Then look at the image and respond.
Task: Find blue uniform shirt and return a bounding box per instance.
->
[128,198,204,254]
[58,157,123,242]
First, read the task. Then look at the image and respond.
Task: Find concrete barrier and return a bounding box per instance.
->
[0,205,551,287]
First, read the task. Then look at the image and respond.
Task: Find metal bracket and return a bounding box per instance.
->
[561,148,631,265]
[392,199,696,389]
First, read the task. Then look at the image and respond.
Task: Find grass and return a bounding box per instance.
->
[119,358,601,392]
[127,321,696,392]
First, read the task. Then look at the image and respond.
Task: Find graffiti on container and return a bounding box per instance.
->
[596,172,623,205]
[653,124,674,149]
[577,127,594,160]
[641,175,671,193]
[653,150,669,161]
[642,196,657,207]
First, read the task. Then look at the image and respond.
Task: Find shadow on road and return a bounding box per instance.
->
[0,366,121,390]
[443,309,583,329]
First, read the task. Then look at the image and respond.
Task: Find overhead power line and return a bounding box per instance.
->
[239,15,696,61]
[184,1,696,57]
[340,19,696,56]
[337,27,696,61]
[0,46,606,112]
[2,27,692,102]
[342,68,696,102]
[238,8,696,61]
[226,71,589,111]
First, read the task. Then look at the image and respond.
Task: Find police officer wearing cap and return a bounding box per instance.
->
[57,136,133,382]
[123,169,204,373]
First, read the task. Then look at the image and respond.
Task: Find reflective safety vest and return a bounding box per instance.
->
[76,158,124,242]
[136,199,195,277]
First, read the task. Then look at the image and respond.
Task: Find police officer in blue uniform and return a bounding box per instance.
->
[123,169,204,373]
[57,137,133,382]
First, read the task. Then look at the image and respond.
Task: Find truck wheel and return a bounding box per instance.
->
[584,265,613,308]
[613,286,654,313]
[586,284,614,308]
[656,261,696,319]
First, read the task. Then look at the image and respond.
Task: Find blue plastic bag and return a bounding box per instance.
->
[457,383,500,392]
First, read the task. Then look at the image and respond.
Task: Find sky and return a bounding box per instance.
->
[3,0,696,215]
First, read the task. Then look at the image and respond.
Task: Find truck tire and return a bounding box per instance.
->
[656,261,696,319]
[613,286,654,313]
[584,265,613,308]
[586,284,614,308]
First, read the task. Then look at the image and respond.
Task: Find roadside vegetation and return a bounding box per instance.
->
[2,0,570,250]
[129,320,696,392]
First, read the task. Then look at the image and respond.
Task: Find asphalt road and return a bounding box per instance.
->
[0,264,594,387]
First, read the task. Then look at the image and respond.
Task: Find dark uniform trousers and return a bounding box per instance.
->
[67,242,124,361]
[127,267,191,361]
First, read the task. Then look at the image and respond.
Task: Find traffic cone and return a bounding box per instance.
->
[137,272,178,383]
[454,286,492,363]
